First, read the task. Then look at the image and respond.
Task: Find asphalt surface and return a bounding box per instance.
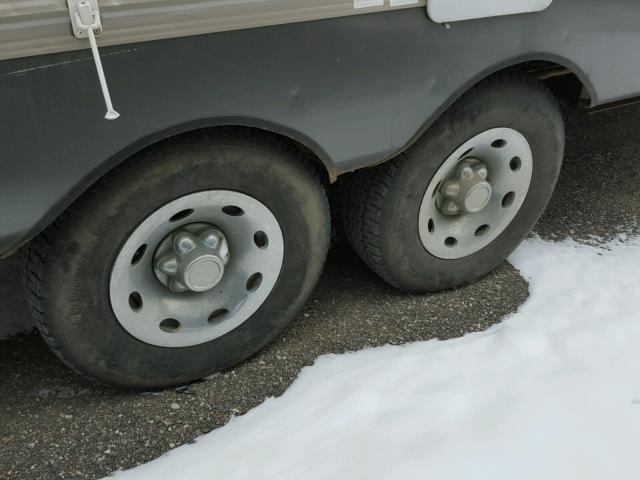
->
[2,103,640,479]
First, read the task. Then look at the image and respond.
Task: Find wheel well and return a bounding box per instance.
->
[355,58,592,175]
[501,60,592,106]
[7,124,333,258]
[145,125,335,185]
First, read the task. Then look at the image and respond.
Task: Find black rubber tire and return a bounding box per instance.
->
[21,129,330,390]
[341,75,564,293]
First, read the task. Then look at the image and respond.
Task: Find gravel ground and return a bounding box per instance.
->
[2,103,640,480]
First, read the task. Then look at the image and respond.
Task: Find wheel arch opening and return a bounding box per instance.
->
[502,59,593,107]
[11,123,334,257]
[136,123,336,186]
[369,56,594,173]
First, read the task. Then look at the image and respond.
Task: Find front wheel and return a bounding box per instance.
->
[342,75,564,293]
[22,130,330,389]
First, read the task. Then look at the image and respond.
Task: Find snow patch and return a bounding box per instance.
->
[107,236,640,479]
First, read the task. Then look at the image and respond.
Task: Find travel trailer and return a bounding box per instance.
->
[1,0,637,388]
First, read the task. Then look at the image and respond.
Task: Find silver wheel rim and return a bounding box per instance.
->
[419,127,533,260]
[110,190,284,348]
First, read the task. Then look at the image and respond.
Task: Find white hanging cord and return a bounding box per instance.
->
[75,2,120,120]
[85,26,120,120]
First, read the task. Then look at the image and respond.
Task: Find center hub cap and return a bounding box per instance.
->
[465,182,492,212]
[154,224,230,293]
[185,256,224,291]
[437,159,492,215]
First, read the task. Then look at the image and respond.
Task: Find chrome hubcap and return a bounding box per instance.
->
[110,190,284,348]
[419,128,534,260]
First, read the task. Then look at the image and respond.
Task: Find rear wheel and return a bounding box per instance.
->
[22,130,330,389]
[342,75,564,292]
